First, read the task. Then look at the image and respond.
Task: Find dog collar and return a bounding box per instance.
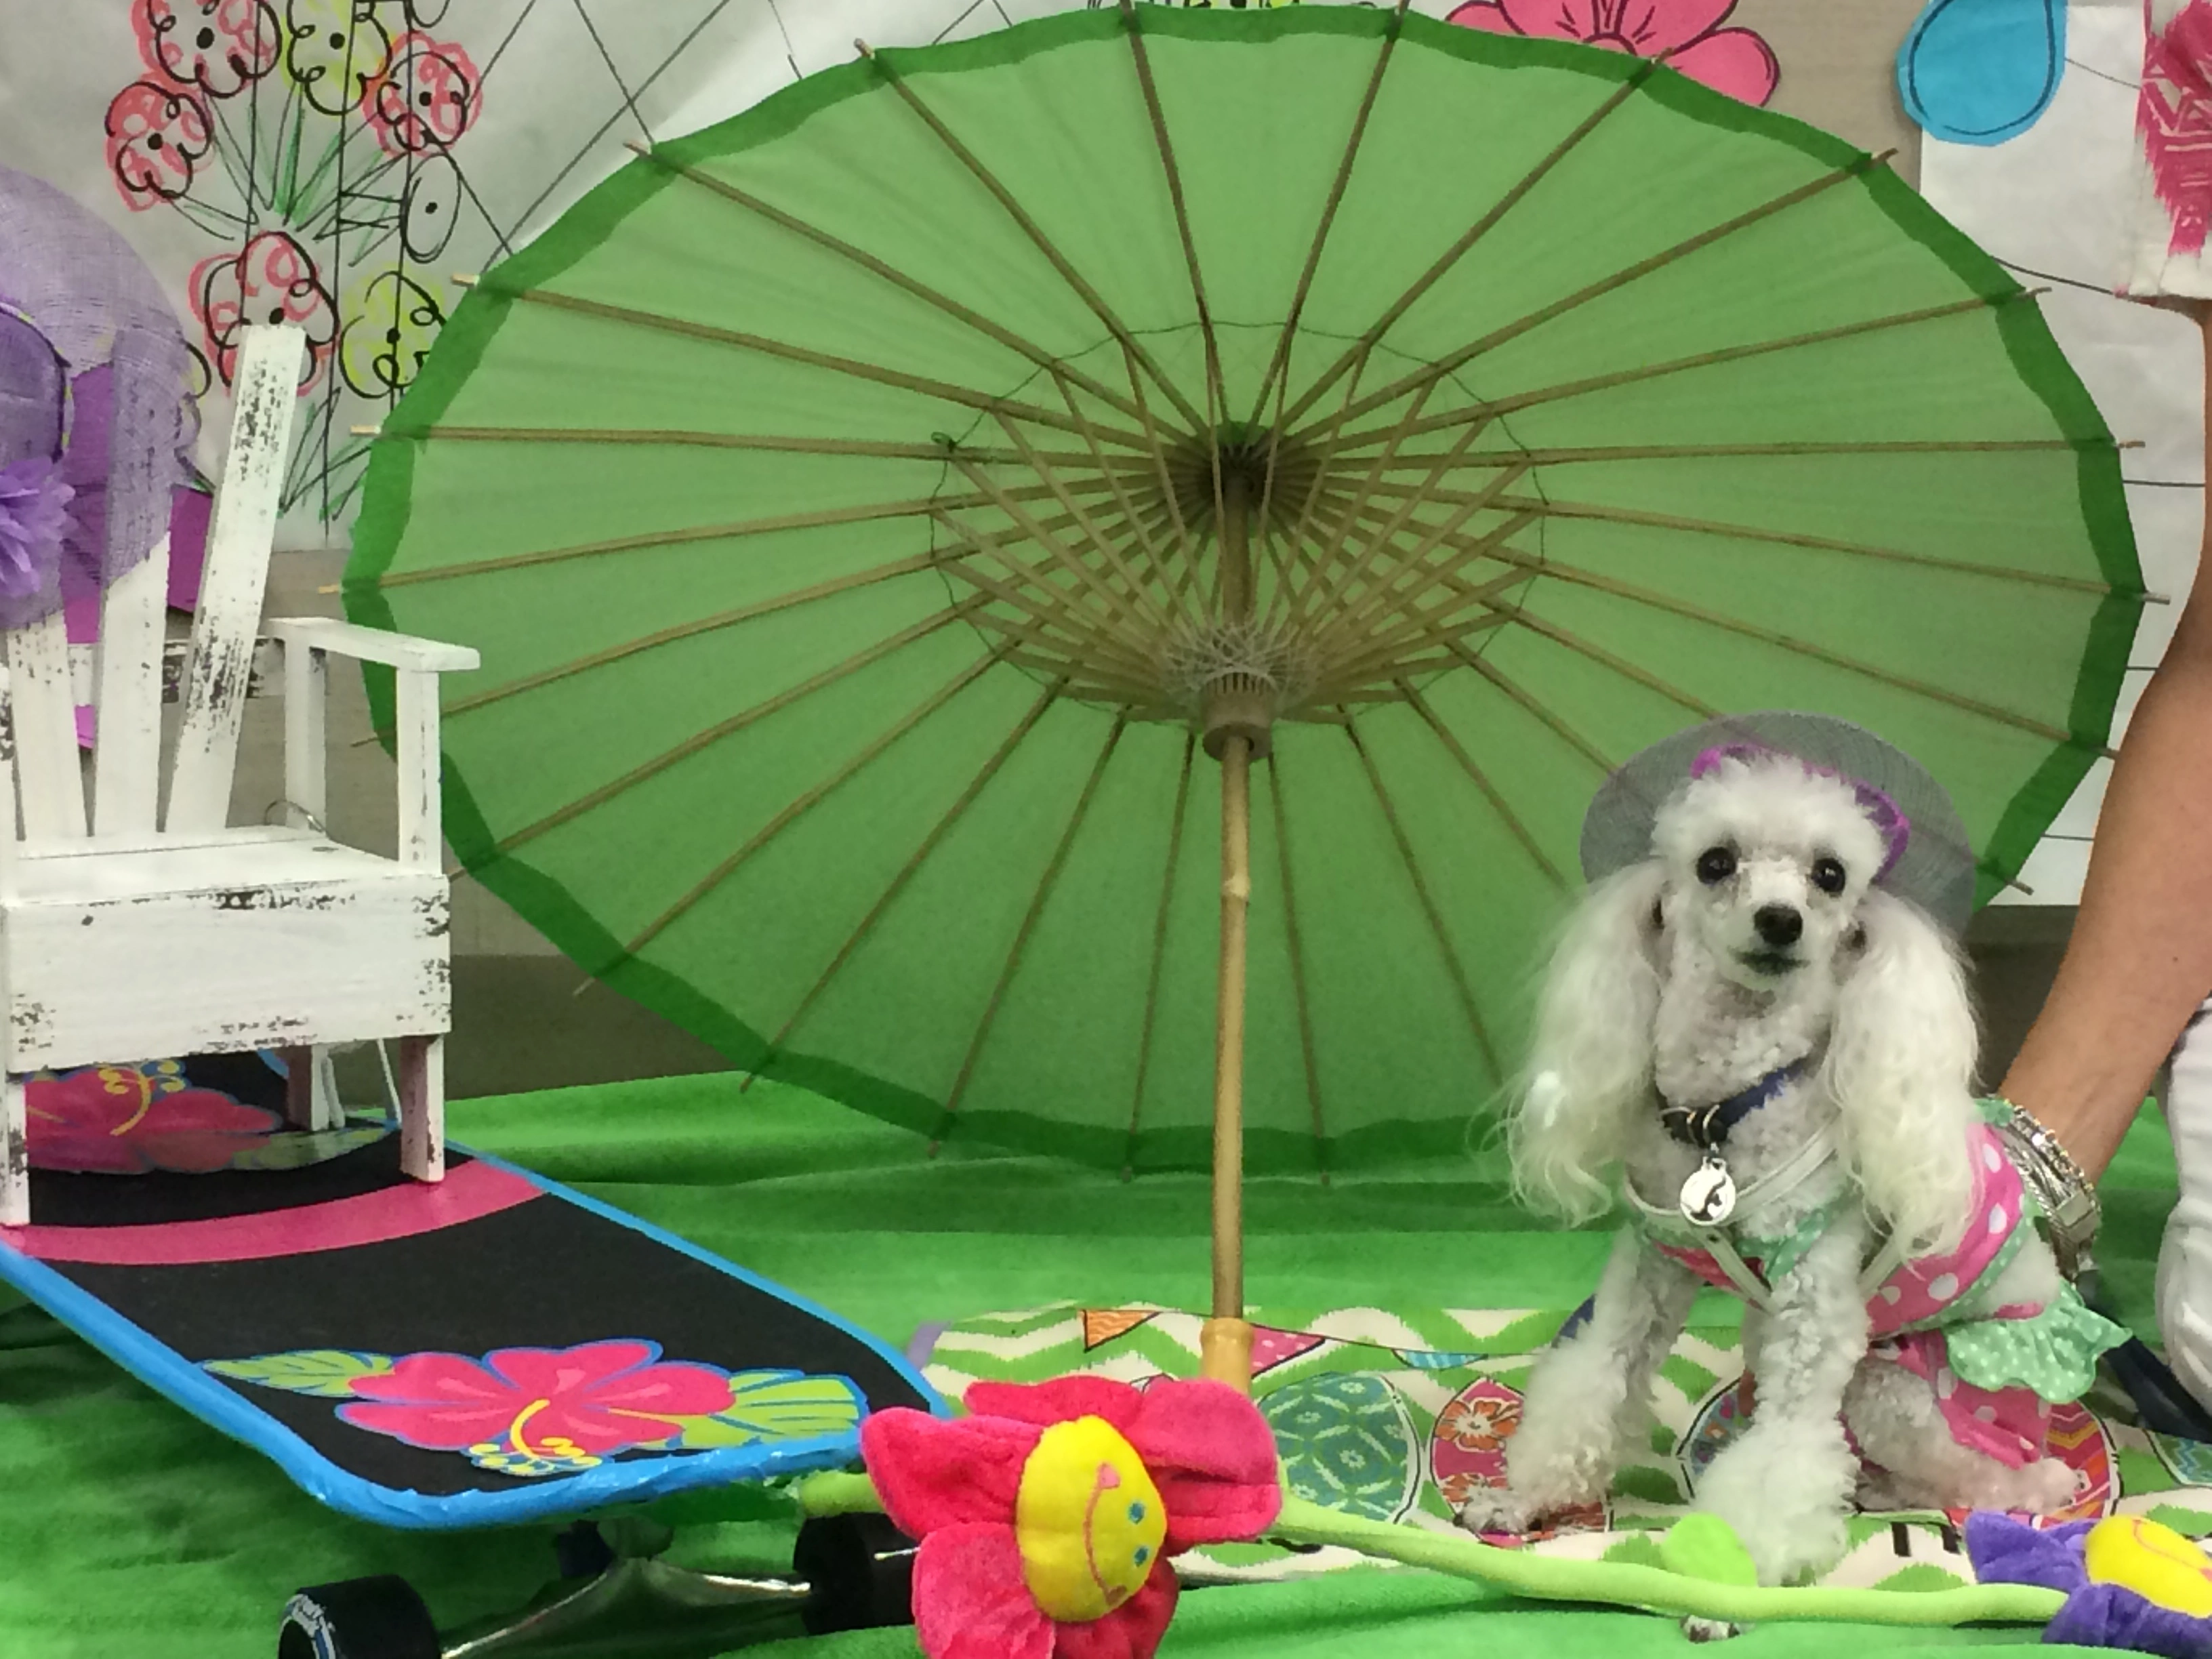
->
[1658,1059,1809,1152]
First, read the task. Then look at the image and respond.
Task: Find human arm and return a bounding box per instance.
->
[1996,305,2212,1180]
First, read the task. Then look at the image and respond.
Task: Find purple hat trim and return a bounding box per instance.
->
[1689,741,1912,882]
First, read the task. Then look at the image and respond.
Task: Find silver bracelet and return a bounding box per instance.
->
[1991,1097,2102,1280]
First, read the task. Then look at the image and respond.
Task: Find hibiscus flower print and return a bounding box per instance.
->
[26,1062,281,1174]
[136,0,281,100]
[363,31,482,157]
[192,230,337,389]
[1437,1468,1500,1509]
[1448,0,1780,108]
[337,1340,737,1476]
[106,81,214,209]
[1437,1389,1521,1453]
[1437,1471,1607,1540]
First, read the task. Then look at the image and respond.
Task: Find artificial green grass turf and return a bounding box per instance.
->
[0,1072,2175,1655]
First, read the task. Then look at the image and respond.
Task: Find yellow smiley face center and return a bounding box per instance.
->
[1012,1416,1168,1623]
[2083,1515,2212,1618]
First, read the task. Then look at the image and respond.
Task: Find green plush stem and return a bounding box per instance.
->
[795,1469,888,1517]
[1269,1498,2062,1626]
[792,1474,2064,1629]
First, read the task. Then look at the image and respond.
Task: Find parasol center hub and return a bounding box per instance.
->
[1202,674,1275,762]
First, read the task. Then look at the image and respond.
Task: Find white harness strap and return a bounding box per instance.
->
[1856,1233,1909,1300]
[1699,1231,1778,1312]
[1624,1128,1908,1309]
[1623,1126,1841,1237]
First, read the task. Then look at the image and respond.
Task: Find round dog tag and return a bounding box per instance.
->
[1679,1155,1737,1227]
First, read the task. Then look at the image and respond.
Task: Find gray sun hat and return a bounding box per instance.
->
[1578,711,1980,935]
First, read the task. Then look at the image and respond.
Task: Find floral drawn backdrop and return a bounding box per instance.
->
[101,1,485,523]
[1,0,1784,539]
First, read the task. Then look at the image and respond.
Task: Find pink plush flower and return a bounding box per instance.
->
[1448,0,1779,107]
[106,81,214,209]
[861,1376,1282,1659]
[2142,0,2212,258]
[362,32,482,157]
[192,231,337,389]
[135,0,279,100]
[27,1063,279,1174]
[337,1340,736,1460]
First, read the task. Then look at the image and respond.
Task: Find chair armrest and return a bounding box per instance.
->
[269,617,480,674]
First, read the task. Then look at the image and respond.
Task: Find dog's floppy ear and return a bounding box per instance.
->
[1823,887,1978,1256]
[1509,861,1667,1225]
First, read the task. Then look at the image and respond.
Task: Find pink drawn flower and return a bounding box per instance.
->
[2142,0,2212,258]
[106,81,214,209]
[1447,0,1779,107]
[27,1063,281,1174]
[136,0,280,100]
[192,231,337,390]
[361,32,482,157]
[337,1340,737,1461]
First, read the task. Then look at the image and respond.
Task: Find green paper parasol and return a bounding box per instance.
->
[349,4,2139,1380]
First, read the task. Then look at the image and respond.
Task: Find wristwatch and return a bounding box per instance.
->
[1992,1097,2102,1280]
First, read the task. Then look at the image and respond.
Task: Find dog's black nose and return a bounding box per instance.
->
[1753,904,1803,947]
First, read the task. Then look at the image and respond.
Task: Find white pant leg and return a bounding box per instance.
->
[2156,999,2212,1405]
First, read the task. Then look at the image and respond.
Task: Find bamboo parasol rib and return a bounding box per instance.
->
[360,9,2135,1405]
[747,682,1069,1093]
[935,714,1132,1149]
[1124,733,1198,1180]
[862,37,1209,436]
[626,140,1151,430]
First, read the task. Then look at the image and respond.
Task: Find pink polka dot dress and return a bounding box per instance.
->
[1651,1109,2125,1468]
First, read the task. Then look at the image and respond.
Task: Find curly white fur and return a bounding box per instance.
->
[1511,863,1666,1226]
[1821,887,1978,1257]
[1462,754,2077,1584]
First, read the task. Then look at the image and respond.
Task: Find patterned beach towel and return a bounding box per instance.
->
[918,1304,2212,1590]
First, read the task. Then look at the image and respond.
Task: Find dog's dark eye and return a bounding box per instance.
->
[1695,846,1736,885]
[1811,856,1847,896]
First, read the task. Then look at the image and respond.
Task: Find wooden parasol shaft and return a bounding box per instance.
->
[1202,731,1254,1388]
[1200,468,1258,1391]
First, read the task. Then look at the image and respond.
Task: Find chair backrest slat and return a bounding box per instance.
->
[87,536,170,836]
[7,612,85,839]
[163,325,304,834]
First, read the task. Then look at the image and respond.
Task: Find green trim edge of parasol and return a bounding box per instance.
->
[346,3,2143,1159]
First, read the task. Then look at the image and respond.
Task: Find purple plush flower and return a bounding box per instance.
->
[1966,1513,2212,1659]
[0,456,73,600]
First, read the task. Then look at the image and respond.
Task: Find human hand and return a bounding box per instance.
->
[2123,291,2212,325]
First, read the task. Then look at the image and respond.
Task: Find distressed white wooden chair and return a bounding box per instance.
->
[0,323,479,1225]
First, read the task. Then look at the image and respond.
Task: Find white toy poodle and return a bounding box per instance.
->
[1456,714,2123,1586]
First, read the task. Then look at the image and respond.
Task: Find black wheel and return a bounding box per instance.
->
[276,1575,440,1659]
[794,1511,918,1635]
[552,1519,616,1580]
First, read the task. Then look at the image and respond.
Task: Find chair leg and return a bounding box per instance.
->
[281,1046,315,1130]
[310,1045,340,1131]
[280,1046,344,1131]
[397,1035,444,1183]
[1,1074,26,1227]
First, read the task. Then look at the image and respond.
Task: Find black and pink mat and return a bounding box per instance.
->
[0,1057,939,1529]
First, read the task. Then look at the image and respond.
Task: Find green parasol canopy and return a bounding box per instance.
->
[350,4,2137,1374]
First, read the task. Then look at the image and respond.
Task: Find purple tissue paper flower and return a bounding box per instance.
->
[0,457,73,600]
